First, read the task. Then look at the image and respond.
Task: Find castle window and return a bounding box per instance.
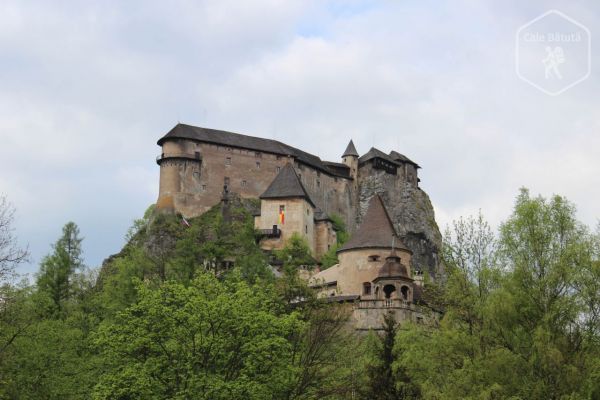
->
[276,166,281,173]
[401,286,409,301]
[241,180,247,187]
[256,161,261,169]
[194,151,200,159]
[305,225,308,234]
[202,184,207,191]
[193,171,200,179]
[317,180,321,188]
[363,282,372,296]
[225,157,231,165]
[368,255,380,262]
[224,177,230,185]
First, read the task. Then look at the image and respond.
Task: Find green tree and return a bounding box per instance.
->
[94,273,302,400]
[395,189,600,399]
[366,314,419,400]
[36,222,84,314]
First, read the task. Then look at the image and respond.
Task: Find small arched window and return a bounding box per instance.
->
[401,285,410,301]
[363,282,372,296]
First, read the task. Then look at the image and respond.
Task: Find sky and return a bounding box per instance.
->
[1,0,599,276]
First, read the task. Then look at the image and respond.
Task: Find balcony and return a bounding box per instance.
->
[257,227,281,239]
[356,298,412,310]
[156,152,202,165]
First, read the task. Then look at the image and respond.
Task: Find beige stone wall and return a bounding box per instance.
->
[314,221,337,259]
[294,161,357,233]
[156,138,357,225]
[256,198,315,254]
[352,304,430,331]
[315,248,412,296]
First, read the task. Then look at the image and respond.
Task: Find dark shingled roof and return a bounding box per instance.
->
[338,195,409,253]
[358,147,401,166]
[389,150,420,168]
[260,164,315,207]
[343,139,359,157]
[158,123,351,178]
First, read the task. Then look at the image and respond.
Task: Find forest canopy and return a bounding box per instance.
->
[0,189,598,399]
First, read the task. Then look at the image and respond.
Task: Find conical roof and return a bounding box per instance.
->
[260,164,315,207]
[342,140,359,157]
[338,195,409,253]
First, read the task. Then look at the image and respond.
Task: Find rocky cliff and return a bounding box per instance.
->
[358,169,443,279]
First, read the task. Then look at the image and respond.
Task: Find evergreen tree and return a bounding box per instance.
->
[36,222,84,313]
[367,314,419,400]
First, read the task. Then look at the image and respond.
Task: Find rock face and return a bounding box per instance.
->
[357,166,442,279]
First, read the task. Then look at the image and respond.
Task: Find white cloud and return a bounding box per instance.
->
[0,0,598,274]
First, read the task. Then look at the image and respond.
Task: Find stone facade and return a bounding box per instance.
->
[155,124,441,278]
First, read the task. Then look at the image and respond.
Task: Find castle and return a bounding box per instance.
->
[156,123,442,329]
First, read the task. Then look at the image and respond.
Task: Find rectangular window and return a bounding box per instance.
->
[241,180,247,187]
[225,157,231,165]
[276,166,281,173]
[305,225,308,234]
[256,161,261,169]
[194,151,200,159]
[202,184,207,191]
[317,180,321,188]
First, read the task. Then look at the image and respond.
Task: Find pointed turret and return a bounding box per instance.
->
[338,194,409,253]
[260,163,315,207]
[342,139,359,157]
[342,139,359,181]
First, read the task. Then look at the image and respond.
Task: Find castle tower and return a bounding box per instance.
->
[255,163,318,255]
[156,125,202,213]
[342,139,359,181]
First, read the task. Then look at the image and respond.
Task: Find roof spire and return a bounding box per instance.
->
[342,139,359,157]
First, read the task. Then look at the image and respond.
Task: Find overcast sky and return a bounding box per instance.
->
[1,0,599,276]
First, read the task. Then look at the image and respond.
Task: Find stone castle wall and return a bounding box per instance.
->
[157,139,357,230]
